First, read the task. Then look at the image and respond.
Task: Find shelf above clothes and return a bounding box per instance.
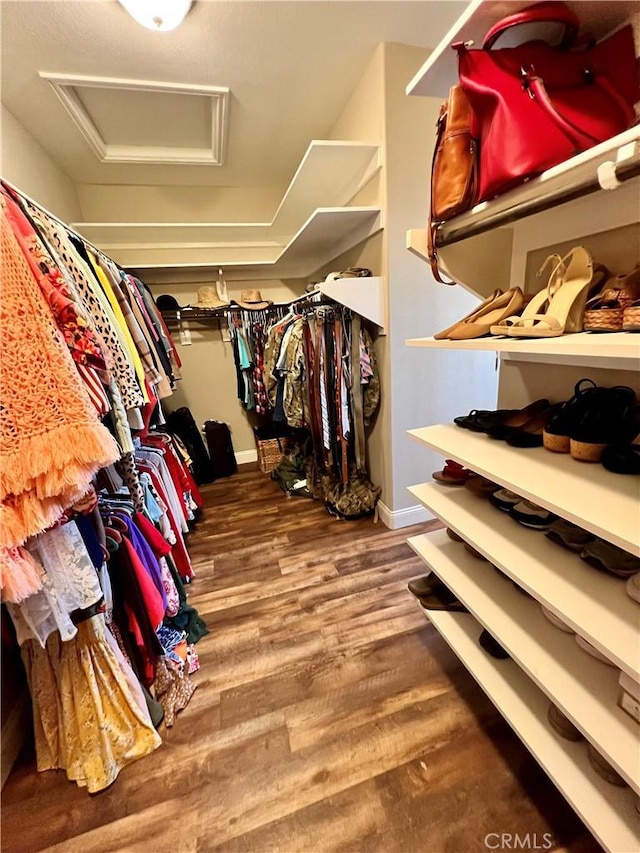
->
[71,140,382,278]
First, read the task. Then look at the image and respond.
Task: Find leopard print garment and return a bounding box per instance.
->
[24,201,145,412]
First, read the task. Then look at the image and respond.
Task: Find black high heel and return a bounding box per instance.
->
[543,379,599,453]
[570,387,637,463]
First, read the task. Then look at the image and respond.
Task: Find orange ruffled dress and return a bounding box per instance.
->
[0,207,119,601]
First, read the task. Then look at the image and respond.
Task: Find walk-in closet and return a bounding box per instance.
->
[1,2,638,852]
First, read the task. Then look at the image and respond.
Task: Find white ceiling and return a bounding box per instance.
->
[1,0,464,190]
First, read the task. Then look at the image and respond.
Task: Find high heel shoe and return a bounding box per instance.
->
[505,403,564,448]
[484,398,551,440]
[570,386,637,463]
[439,289,525,341]
[584,265,640,333]
[506,246,594,338]
[543,378,599,453]
[490,254,562,336]
[434,289,503,340]
[464,399,549,436]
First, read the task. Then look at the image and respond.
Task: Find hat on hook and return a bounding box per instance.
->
[156,294,187,312]
[236,289,272,310]
[195,285,229,309]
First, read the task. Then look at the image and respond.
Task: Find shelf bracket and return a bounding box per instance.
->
[597,141,640,191]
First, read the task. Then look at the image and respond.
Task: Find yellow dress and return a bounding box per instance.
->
[21,613,161,792]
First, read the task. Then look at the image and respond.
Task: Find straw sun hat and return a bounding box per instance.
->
[194,285,229,309]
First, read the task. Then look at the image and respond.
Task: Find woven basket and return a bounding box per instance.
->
[256,437,285,474]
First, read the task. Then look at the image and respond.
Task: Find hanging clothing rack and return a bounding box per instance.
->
[1,178,106,260]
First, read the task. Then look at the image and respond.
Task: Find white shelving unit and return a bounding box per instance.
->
[409,530,640,793]
[318,275,386,334]
[405,331,640,366]
[416,606,640,853]
[409,425,640,556]
[73,139,382,277]
[408,483,640,679]
[404,2,640,848]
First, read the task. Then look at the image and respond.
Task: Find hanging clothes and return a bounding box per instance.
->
[0,208,119,579]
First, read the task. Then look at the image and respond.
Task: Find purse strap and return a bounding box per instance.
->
[524,68,635,149]
[483,1,579,51]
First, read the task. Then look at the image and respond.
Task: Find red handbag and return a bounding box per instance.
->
[456,7,639,202]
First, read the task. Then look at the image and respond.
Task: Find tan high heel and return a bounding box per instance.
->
[434,289,502,340]
[506,247,594,338]
[444,288,525,341]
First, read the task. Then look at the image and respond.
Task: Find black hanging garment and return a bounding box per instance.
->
[204,420,237,479]
[165,407,215,484]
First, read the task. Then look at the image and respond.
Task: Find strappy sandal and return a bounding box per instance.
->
[583,265,640,332]
[490,254,563,336]
[506,247,594,338]
[432,459,474,485]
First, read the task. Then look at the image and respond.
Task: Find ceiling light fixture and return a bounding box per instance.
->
[118,0,193,32]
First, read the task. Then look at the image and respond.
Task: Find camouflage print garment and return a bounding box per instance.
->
[283,319,309,429]
[362,327,380,425]
[263,323,286,408]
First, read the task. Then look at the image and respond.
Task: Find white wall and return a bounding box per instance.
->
[382,42,497,514]
[0,105,81,221]
[151,279,303,455]
[76,183,283,223]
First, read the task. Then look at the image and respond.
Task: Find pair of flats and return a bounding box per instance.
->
[407,574,467,612]
[545,518,640,580]
[490,488,556,529]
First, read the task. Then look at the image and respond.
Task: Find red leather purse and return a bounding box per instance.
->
[456,4,639,202]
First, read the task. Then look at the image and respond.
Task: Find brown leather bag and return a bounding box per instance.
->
[428,85,478,284]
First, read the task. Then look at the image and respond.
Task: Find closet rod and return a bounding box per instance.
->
[1,177,108,262]
[436,153,640,248]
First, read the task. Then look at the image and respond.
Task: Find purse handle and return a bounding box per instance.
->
[483,1,579,51]
[427,102,456,285]
[523,67,635,149]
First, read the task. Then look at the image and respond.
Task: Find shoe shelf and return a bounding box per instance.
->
[405,332,640,370]
[408,425,640,556]
[408,483,640,680]
[413,603,640,853]
[409,530,640,794]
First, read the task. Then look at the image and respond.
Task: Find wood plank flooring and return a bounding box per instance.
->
[1,469,598,853]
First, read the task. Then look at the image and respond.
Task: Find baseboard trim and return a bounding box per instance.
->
[235,449,258,465]
[377,502,434,530]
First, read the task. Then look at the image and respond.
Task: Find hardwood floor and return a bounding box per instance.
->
[1,469,597,853]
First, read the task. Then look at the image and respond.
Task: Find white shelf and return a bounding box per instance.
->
[72,139,381,276]
[414,604,640,853]
[406,1,639,99]
[409,424,640,556]
[405,331,640,369]
[408,483,640,680]
[319,276,386,334]
[409,529,640,793]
